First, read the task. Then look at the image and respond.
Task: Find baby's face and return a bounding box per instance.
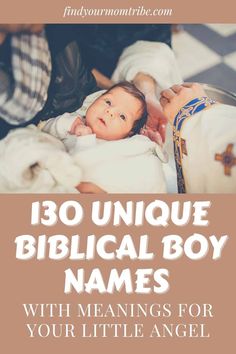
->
[86,87,142,140]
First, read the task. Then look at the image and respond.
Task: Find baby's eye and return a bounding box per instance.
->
[120,114,126,121]
[105,99,111,106]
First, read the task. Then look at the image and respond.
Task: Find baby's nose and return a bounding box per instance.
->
[106,109,116,119]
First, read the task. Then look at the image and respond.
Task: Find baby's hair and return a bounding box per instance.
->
[106,81,148,135]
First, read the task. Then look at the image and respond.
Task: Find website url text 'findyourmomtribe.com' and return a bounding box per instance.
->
[63,6,173,18]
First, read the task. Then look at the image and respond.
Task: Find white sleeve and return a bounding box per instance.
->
[112,40,183,97]
[180,104,236,193]
[41,112,80,140]
[73,136,167,193]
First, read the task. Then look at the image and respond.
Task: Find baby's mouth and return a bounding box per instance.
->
[98,118,106,126]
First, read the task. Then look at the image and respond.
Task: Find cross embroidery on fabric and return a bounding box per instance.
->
[181,138,188,156]
[215,144,236,176]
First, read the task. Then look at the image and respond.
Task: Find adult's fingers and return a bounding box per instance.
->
[182,82,207,96]
[171,84,183,94]
[161,88,176,100]
[160,96,169,108]
[181,82,202,88]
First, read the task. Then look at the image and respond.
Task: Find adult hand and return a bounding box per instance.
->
[76,182,106,193]
[144,98,168,144]
[133,72,168,144]
[160,83,207,123]
[92,68,114,89]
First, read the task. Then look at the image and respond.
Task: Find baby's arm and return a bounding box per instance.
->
[41,112,93,140]
[41,112,81,139]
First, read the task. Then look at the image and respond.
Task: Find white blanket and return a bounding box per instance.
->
[0,126,82,192]
[71,134,167,193]
[0,126,168,193]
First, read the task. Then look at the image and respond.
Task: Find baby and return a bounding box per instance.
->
[40,81,168,194]
[42,81,148,147]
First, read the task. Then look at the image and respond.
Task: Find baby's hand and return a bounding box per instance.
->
[73,124,93,136]
[70,117,92,136]
[140,126,163,146]
[160,83,207,123]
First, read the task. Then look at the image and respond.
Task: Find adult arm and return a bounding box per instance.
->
[133,72,168,144]
[159,83,236,193]
[92,68,113,89]
[76,182,106,193]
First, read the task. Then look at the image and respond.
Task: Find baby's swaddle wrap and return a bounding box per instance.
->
[71,134,167,193]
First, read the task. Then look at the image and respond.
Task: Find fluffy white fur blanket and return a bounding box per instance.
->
[0,126,82,192]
